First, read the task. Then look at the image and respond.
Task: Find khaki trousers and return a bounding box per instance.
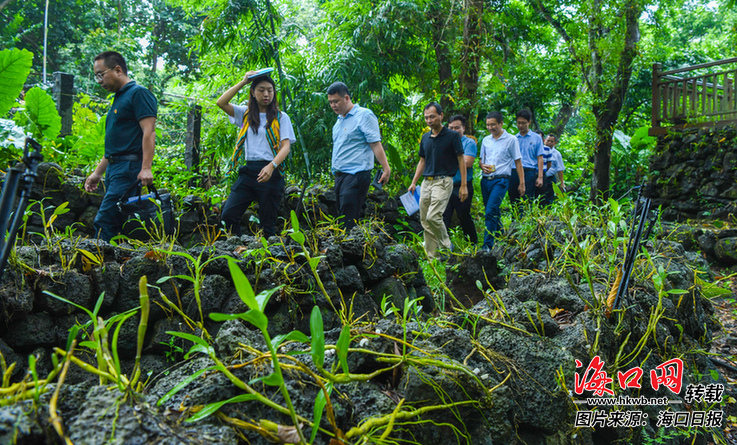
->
[419,176,454,259]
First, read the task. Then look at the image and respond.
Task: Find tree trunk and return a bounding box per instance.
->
[150,16,159,75]
[529,0,641,204]
[117,0,123,38]
[550,103,574,139]
[590,112,613,203]
[589,0,640,204]
[459,0,484,135]
[428,5,453,114]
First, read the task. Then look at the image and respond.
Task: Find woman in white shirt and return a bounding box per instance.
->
[216,72,296,238]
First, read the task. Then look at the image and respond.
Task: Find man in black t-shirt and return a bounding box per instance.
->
[84,51,157,241]
[409,102,467,259]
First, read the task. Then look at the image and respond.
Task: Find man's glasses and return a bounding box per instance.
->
[94,68,113,81]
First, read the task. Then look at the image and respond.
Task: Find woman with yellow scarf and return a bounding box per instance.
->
[216,70,296,238]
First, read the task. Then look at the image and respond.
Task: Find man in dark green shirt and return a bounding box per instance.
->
[84,51,157,241]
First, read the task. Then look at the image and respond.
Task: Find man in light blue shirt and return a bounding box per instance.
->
[509,109,544,207]
[479,111,524,250]
[328,82,391,230]
[539,130,552,178]
[543,134,566,205]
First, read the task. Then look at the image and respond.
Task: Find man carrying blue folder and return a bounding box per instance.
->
[409,102,467,260]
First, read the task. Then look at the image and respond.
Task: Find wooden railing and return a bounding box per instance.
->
[650,58,737,135]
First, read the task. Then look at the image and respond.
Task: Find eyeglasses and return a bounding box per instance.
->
[94,68,113,81]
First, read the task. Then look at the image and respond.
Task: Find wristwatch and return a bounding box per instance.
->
[271,161,278,169]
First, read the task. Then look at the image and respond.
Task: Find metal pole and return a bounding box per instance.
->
[43,0,50,84]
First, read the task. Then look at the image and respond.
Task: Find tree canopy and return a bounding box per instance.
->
[3,0,735,201]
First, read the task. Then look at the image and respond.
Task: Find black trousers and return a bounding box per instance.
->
[543,175,556,206]
[442,181,478,244]
[334,170,371,230]
[221,162,284,237]
[508,168,540,205]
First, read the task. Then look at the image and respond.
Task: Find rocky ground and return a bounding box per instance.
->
[707,277,737,444]
[0,172,736,444]
[2,116,735,445]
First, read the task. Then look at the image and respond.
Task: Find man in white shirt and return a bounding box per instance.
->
[479,111,524,251]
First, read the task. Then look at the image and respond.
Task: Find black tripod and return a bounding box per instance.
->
[0,138,43,282]
[612,184,658,311]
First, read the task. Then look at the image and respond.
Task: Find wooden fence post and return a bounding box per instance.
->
[651,63,661,130]
[53,72,74,137]
[185,104,202,187]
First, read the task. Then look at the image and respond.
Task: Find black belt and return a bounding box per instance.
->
[482,174,510,181]
[523,167,537,172]
[424,175,449,181]
[335,170,370,178]
[106,154,141,164]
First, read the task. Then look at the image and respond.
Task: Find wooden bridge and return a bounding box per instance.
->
[650,57,737,136]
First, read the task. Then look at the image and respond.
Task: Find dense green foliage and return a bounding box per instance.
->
[1,0,735,202]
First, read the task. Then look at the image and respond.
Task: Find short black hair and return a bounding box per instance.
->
[327,82,350,97]
[94,51,128,75]
[515,109,532,122]
[546,133,557,141]
[486,111,503,123]
[424,102,442,115]
[448,114,467,127]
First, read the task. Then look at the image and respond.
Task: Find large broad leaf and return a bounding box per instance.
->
[73,115,106,161]
[25,87,61,140]
[630,126,656,152]
[0,48,33,117]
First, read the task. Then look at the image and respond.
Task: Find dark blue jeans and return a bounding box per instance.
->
[334,170,371,230]
[94,159,141,241]
[508,168,538,206]
[481,177,509,249]
[221,162,285,237]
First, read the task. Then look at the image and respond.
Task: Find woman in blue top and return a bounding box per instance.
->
[216,71,296,238]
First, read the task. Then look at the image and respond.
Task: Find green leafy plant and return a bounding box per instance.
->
[22,87,61,140]
[156,247,232,334]
[287,210,344,323]
[46,276,150,392]
[0,48,33,117]
[208,258,307,442]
